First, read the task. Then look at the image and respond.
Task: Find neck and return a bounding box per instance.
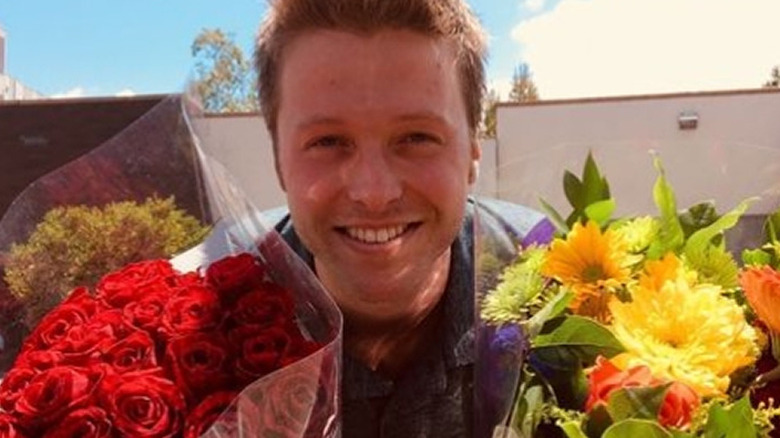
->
[316,252,451,376]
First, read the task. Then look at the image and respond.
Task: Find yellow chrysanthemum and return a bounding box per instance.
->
[609,253,759,397]
[613,216,658,253]
[542,221,631,320]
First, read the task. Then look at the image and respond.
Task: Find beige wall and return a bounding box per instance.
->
[192,114,286,213]
[495,89,780,215]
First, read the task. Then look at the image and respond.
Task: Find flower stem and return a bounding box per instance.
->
[757,332,780,385]
[756,365,780,386]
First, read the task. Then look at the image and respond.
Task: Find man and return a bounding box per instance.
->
[254,0,542,435]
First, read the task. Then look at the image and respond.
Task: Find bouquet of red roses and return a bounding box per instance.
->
[0,95,343,437]
[0,251,335,437]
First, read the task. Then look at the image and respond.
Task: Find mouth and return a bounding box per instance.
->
[337,222,421,245]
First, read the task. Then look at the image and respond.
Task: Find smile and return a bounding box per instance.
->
[341,223,417,244]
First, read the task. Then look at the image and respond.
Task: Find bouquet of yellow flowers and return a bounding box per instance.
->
[477,152,780,437]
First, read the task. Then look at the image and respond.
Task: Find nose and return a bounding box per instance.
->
[344,147,402,211]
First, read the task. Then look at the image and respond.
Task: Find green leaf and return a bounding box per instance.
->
[559,421,589,438]
[764,210,780,243]
[606,384,670,422]
[532,316,625,368]
[684,197,756,257]
[683,198,754,288]
[584,404,613,438]
[524,290,573,338]
[678,202,720,239]
[564,170,585,210]
[539,197,570,235]
[602,419,672,438]
[646,155,684,259]
[509,373,552,437]
[584,199,616,228]
[528,358,589,410]
[703,397,757,438]
[742,248,771,266]
[582,151,611,207]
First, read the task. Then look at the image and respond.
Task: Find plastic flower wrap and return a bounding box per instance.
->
[475,142,780,437]
[0,94,342,437]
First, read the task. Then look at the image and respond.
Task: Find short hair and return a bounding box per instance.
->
[255,0,488,144]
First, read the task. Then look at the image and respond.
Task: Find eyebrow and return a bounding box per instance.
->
[295,111,452,131]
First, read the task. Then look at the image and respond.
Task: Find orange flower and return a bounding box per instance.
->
[658,381,699,429]
[585,356,700,429]
[542,221,630,321]
[740,266,780,334]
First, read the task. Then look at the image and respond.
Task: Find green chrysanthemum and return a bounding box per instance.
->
[481,246,551,324]
[684,246,740,290]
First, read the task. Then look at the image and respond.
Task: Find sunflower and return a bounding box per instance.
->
[610,253,759,397]
[542,221,631,321]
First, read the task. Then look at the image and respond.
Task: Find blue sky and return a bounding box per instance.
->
[1,0,778,100]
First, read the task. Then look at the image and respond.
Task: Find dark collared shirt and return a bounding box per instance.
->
[275,198,542,438]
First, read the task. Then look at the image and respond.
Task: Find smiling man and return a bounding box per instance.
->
[255,0,542,436]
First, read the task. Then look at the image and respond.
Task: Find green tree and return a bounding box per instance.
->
[481,63,540,138]
[764,65,780,88]
[191,28,258,113]
[481,88,501,138]
[508,63,540,103]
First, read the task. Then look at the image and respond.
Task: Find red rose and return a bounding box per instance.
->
[41,407,112,438]
[13,350,65,372]
[0,367,36,412]
[657,381,699,429]
[170,272,203,289]
[50,310,137,367]
[124,292,168,332]
[60,287,100,311]
[205,253,268,298]
[96,260,177,308]
[51,322,116,367]
[182,391,240,438]
[164,333,233,403]
[230,326,293,382]
[230,286,295,328]
[585,356,656,411]
[104,373,186,438]
[15,366,101,432]
[103,330,158,374]
[160,286,222,338]
[586,356,699,429]
[21,290,95,353]
[0,413,27,437]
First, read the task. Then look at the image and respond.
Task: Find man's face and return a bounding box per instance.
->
[275,29,479,314]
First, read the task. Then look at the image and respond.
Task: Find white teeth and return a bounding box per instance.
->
[346,225,408,244]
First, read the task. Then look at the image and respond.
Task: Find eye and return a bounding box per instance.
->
[308,135,347,149]
[399,132,440,146]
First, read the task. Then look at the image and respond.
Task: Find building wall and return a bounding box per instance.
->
[192,114,286,212]
[495,89,780,216]
[0,74,43,101]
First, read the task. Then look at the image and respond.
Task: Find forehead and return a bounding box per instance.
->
[276,29,465,124]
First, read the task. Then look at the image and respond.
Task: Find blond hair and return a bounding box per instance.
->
[255,0,487,143]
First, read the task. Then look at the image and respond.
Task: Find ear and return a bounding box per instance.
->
[468,141,481,185]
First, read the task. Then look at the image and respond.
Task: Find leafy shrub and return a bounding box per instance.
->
[3,197,210,326]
